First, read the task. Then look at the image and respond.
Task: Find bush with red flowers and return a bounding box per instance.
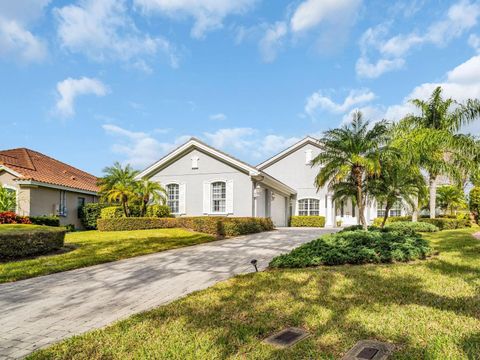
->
[0,212,32,224]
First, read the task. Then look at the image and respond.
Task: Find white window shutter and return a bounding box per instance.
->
[226,180,234,214]
[179,183,186,214]
[203,181,210,214]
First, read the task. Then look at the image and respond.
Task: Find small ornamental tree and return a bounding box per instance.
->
[469,187,480,223]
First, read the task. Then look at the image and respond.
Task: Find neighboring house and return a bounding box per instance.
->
[136,137,378,227]
[0,148,99,228]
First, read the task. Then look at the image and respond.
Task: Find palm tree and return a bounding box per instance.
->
[436,185,466,215]
[135,180,167,217]
[369,158,426,227]
[403,86,480,218]
[104,183,136,217]
[98,162,140,217]
[312,111,394,229]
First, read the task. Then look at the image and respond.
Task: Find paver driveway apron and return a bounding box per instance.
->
[0,227,335,359]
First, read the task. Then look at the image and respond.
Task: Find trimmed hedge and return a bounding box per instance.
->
[0,225,66,259]
[30,216,60,227]
[290,216,326,227]
[79,203,109,230]
[100,206,124,219]
[269,227,431,268]
[145,205,171,218]
[373,216,471,230]
[97,216,274,237]
[384,221,439,233]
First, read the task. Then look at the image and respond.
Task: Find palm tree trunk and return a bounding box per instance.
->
[354,169,367,230]
[412,196,419,222]
[121,197,129,217]
[381,204,392,228]
[429,175,437,219]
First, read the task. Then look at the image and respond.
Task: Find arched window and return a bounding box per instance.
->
[211,181,226,213]
[166,184,179,214]
[298,198,320,216]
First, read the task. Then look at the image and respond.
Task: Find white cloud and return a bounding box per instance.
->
[55,0,178,69]
[357,0,480,78]
[290,0,361,33]
[102,124,190,168]
[469,34,480,53]
[209,113,227,121]
[55,77,108,118]
[133,0,257,39]
[204,128,256,151]
[0,0,50,62]
[259,21,288,63]
[260,135,301,154]
[305,88,376,117]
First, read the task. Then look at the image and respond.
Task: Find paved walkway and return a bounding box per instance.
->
[0,228,335,359]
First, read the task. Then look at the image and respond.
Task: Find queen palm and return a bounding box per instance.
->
[402,86,480,218]
[312,111,393,229]
[104,183,136,217]
[135,180,167,217]
[436,185,466,215]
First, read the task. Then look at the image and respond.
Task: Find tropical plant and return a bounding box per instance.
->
[400,86,480,218]
[135,180,167,217]
[436,185,466,215]
[312,111,394,229]
[369,157,426,228]
[0,186,16,212]
[469,186,480,223]
[98,162,139,217]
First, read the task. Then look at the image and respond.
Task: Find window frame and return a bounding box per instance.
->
[166,183,180,214]
[298,198,320,216]
[211,181,226,213]
[2,184,17,213]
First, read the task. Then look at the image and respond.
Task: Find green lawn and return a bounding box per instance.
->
[28,228,480,360]
[0,227,215,283]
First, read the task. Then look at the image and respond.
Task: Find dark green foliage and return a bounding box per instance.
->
[269,228,431,268]
[79,203,109,230]
[290,216,325,227]
[0,226,66,259]
[97,216,274,238]
[384,221,439,232]
[469,186,480,223]
[29,216,60,227]
[145,205,171,218]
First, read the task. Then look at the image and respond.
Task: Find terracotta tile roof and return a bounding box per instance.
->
[0,148,99,193]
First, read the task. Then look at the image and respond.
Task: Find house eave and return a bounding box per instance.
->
[15,180,98,196]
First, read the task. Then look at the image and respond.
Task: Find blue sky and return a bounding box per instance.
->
[1,0,480,176]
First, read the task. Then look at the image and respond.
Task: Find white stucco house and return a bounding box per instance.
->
[136,137,383,227]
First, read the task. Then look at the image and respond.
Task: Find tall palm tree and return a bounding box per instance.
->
[135,180,167,217]
[312,111,394,229]
[369,158,426,227]
[403,86,480,218]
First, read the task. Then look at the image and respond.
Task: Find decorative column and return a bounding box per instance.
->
[326,194,333,227]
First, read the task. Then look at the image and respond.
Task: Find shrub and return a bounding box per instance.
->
[100,206,124,219]
[420,218,471,230]
[269,228,431,268]
[372,216,411,227]
[290,216,326,227]
[97,216,274,237]
[0,212,31,224]
[79,203,109,230]
[145,205,171,218]
[0,225,66,259]
[469,186,480,223]
[29,216,60,227]
[384,221,439,233]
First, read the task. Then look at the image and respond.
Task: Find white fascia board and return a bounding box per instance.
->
[257,136,321,170]
[15,180,98,196]
[0,165,22,178]
[136,139,259,180]
[258,173,296,196]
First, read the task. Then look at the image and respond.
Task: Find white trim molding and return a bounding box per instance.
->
[14,180,98,196]
[0,165,23,178]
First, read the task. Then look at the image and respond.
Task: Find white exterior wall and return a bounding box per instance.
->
[260,143,329,217]
[149,149,254,217]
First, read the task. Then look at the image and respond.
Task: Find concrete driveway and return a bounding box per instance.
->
[0,227,336,359]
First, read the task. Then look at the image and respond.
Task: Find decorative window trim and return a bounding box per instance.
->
[203,179,233,215]
[166,183,180,214]
[211,181,226,214]
[297,198,320,216]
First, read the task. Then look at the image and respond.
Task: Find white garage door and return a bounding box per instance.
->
[271,194,287,227]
